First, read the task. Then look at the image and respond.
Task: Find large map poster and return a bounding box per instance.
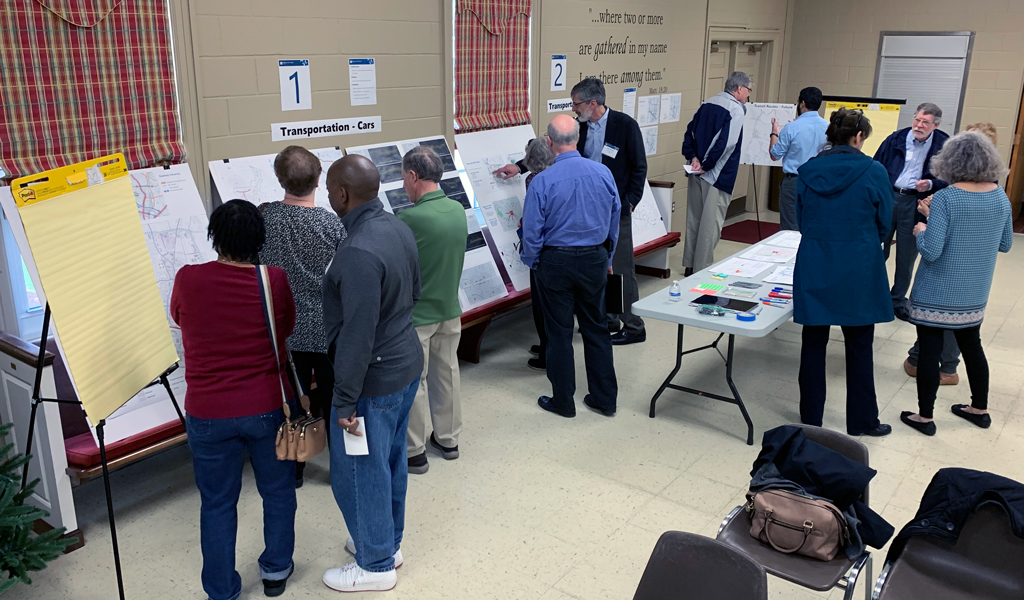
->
[208,146,343,210]
[345,136,508,311]
[741,103,796,166]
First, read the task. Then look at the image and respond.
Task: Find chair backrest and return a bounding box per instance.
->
[878,503,1024,599]
[633,531,768,600]
[791,423,871,507]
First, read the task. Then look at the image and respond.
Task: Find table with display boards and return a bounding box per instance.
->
[631,230,800,445]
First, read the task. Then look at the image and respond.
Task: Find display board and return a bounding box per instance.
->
[822,97,906,159]
[741,103,797,166]
[2,155,179,427]
[631,181,669,247]
[345,136,508,311]
[208,146,343,210]
[455,125,534,292]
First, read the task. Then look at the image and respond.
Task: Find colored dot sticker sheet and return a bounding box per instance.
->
[690,283,725,294]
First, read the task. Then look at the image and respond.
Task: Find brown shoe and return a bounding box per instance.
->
[903,359,917,377]
[940,372,960,386]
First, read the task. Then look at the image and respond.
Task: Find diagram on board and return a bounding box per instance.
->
[459,262,507,307]
[498,241,528,276]
[131,171,172,220]
[741,103,796,166]
[492,197,523,233]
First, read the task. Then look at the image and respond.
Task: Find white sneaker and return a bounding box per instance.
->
[323,562,397,592]
[345,536,403,568]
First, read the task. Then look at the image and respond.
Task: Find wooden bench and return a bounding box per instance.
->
[458,230,681,363]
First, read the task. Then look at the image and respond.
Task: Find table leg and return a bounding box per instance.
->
[649,324,684,418]
[724,334,754,446]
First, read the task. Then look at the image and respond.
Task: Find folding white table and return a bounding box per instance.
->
[632,231,798,445]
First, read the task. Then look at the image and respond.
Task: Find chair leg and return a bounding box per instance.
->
[843,553,870,600]
[863,554,873,600]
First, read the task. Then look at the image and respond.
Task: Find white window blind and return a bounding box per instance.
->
[875,33,973,134]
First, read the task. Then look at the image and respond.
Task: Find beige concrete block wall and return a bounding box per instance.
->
[786,0,1024,162]
[188,0,446,196]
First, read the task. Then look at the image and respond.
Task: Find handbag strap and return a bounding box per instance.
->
[256,265,293,420]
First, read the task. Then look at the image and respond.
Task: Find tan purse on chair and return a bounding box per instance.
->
[256,265,327,462]
[746,489,850,561]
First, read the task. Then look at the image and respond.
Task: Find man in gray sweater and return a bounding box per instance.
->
[321,154,423,593]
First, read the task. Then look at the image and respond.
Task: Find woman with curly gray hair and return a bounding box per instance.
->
[900,131,1014,436]
[520,137,556,370]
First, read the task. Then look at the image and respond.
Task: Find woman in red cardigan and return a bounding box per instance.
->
[170,200,297,600]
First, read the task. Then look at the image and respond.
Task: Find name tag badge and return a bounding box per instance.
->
[905,150,914,160]
[602,143,619,159]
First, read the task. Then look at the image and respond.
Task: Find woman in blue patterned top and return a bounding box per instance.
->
[901,132,1014,436]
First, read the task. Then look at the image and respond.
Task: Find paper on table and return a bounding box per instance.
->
[709,257,774,278]
[343,416,369,455]
[740,245,798,263]
[766,231,802,249]
[763,265,795,285]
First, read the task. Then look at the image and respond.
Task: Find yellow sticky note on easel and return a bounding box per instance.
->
[14,155,178,425]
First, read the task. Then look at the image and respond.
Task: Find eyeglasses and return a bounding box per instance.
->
[571,100,589,109]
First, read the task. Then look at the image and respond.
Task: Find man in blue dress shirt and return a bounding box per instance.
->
[769,87,829,231]
[521,114,621,418]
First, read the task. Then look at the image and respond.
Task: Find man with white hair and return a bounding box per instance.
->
[681,71,751,275]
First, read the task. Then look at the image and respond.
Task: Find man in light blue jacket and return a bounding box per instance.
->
[681,71,750,275]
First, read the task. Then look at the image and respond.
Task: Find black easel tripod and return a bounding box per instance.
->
[19,303,184,600]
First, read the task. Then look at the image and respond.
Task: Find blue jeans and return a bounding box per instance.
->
[330,377,418,573]
[187,409,296,600]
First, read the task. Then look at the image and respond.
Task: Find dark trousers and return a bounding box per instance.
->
[908,331,961,374]
[778,176,798,231]
[291,351,335,470]
[535,246,618,411]
[608,214,645,335]
[916,325,988,419]
[799,325,881,435]
[530,269,547,361]
[883,191,918,308]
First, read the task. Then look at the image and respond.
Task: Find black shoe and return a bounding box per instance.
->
[295,461,305,489]
[263,564,294,597]
[538,396,575,418]
[430,432,460,460]
[900,411,936,436]
[951,404,992,429]
[683,267,694,278]
[850,424,892,437]
[528,357,546,371]
[894,306,911,322]
[607,321,622,334]
[408,452,429,474]
[583,395,615,417]
[611,331,647,346]
[530,345,542,357]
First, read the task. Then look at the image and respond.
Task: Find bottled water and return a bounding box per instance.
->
[669,280,682,302]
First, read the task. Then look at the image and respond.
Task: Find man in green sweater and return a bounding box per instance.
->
[397,145,468,475]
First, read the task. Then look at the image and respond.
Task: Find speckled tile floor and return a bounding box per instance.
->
[9,227,1024,600]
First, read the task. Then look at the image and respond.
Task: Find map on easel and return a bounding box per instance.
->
[741,103,796,166]
[208,146,343,211]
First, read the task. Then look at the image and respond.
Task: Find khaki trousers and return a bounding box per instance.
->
[407,317,462,456]
[683,176,732,272]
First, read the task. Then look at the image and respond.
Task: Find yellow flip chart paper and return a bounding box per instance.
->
[18,175,179,425]
[824,101,902,159]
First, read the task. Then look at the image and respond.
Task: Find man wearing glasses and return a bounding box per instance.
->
[680,71,752,275]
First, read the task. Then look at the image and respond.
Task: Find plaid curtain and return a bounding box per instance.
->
[454,0,531,132]
[0,0,184,181]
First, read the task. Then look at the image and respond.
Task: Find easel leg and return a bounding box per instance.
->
[160,374,185,426]
[21,304,52,489]
[751,164,763,241]
[97,420,126,600]
[650,325,685,418]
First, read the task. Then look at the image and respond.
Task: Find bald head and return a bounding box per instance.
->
[326,154,381,218]
[547,115,580,155]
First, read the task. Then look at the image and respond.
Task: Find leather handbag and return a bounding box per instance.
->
[746,489,850,561]
[256,265,327,462]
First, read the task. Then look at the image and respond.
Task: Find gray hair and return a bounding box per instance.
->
[916,102,942,125]
[724,71,752,93]
[547,120,580,146]
[571,77,605,105]
[401,145,443,183]
[522,137,555,174]
[930,131,1007,183]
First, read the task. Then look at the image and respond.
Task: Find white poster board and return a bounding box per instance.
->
[454,125,534,292]
[208,146,343,210]
[741,103,796,166]
[631,181,669,247]
[345,136,508,311]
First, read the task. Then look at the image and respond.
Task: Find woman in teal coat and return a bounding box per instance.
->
[794,108,894,437]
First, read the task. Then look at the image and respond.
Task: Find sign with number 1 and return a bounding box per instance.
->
[551,55,567,92]
[279,59,311,112]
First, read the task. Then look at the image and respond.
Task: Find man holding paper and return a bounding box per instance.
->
[321,155,424,593]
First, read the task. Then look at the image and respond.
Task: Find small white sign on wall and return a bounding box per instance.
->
[279,59,312,111]
[349,58,377,106]
[547,98,573,113]
[551,54,567,92]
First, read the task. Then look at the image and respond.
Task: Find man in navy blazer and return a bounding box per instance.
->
[497,78,649,346]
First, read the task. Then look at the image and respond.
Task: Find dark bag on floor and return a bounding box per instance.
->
[746,489,849,561]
